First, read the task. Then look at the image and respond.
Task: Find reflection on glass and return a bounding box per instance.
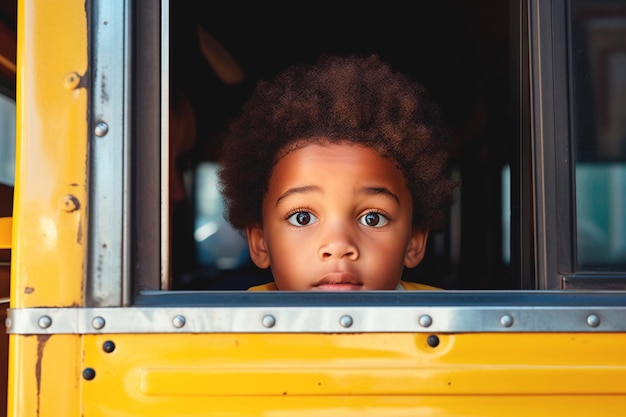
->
[576,163,626,266]
[194,162,249,270]
[0,94,15,186]
[502,164,510,265]
[571,0,626,269]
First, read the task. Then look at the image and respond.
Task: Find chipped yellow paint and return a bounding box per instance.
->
[11,0,88,308]
[7,335,81,417]
[8,1,87,416]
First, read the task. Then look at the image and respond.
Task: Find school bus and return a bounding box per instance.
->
[1,0,626,416]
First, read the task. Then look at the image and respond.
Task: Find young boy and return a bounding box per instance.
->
[217,54,457,290]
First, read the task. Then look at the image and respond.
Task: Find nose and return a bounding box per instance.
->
[318,223,360,261]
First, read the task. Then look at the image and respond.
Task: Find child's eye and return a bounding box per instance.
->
[287,211,319,226]
[358,211,390,228]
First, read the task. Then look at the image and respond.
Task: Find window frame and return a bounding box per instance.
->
[99,0,626,318]
[532,0,626,290]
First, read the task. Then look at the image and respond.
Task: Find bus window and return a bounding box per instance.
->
[571,0,626,271]
[0,0,15,218]
[168,2,515,291]
[0,94,15,188]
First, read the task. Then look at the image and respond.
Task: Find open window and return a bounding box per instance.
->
[161,1,518,291]
[117,0,626,304]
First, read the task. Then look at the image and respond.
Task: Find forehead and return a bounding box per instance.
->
[268,142,407,190]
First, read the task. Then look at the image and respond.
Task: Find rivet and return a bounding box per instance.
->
[586,314,600,328]
[339,315,353,328]
[61,195,80,212]
[418,314,433,328]
[500,314,514,328]
[91,316,106,330]
[64,72,81,89]
[262,315,276,328]
[427,335,440,347]
[38,315,52,329]
[82,368,96,381]
[5,317,11,330]
[102,340,116,353]
[172,315,186,328]
[94,122,109,137]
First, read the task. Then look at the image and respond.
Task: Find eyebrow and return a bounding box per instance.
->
[275,185,321,206]
[360,186,400,204]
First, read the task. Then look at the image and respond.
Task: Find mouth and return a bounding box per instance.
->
[313,272,363,291]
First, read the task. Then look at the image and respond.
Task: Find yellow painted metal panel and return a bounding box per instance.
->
[11,0,88,308]
[80,332,626,416]
[8,0,88,416]
[7,334,81,417]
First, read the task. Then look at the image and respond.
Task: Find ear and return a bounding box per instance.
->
[246,224,271,269]
[404,228,429,268]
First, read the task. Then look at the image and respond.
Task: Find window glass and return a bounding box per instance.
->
[0,93,15,186]
[576,163,626,266]
[571,0,626,270]
[191,162,268,290]
[194,162,249,270]
[502,164,511,265]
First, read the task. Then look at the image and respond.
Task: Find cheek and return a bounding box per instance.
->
[379,239,410,263]
[369,228,414,263]
[266,236,310,290]
[265,228,316,264]
[268,230,309,260]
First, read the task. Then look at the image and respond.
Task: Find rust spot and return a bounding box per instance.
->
[77,219,83,244]
[36,334,51,416]
[24,287,34,294]
[61,195,80,213]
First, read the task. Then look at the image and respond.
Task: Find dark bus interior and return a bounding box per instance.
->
[168,1,517,291]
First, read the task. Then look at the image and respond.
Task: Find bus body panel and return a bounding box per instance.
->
[8,1,87,416]
[5,0,626,416]
[11,0,88,309]
[7,335,81,417]
[78,332,626,416]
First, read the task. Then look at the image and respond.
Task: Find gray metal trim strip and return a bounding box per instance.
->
[88,0,131,306]
[6,305,626,334]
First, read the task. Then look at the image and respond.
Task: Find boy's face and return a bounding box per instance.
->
[246,142,429,290]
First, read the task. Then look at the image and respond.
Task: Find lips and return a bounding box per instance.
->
[313,272,362,291]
